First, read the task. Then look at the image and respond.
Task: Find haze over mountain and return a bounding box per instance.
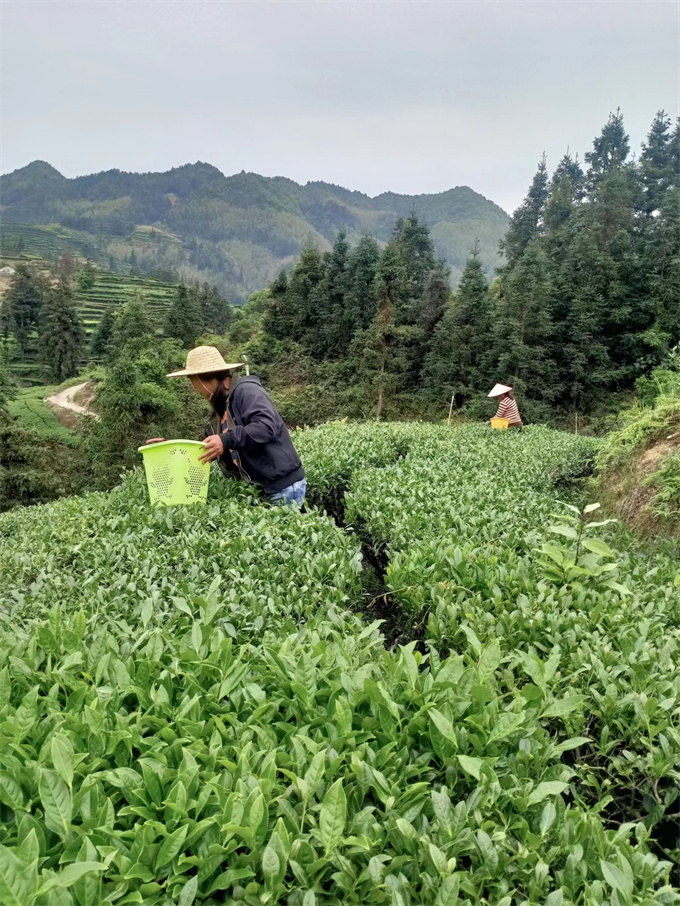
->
[0,160,509,302]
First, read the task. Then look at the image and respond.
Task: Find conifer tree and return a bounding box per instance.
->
[91,306,116,360]
[585,108,630,190]
[40,279,85,382]
[423,243,492,400]
[390,214,437,316]
[323,231,350,355]
[111,295,155,359]
[1,264,45,350]
[343,235,380,336]
[500,154,550,268]
[0,353,16,413]
[640,111,675,217]
[199,282,232,334]
[420,258,450,336]
[494,239,557,400]
[282,244,327,355]
[556,222,614,410]
[165,285,202,348]
[349,239,419,418]
[264,270,290,340]
[544,153,584,234]
[648,185,680,348]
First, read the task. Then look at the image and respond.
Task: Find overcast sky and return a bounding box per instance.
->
[1,1,677,213]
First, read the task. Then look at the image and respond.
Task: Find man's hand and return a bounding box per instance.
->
[199,434,224,464]
[145,437,166,444]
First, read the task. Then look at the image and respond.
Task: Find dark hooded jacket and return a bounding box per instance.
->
[210,375,304,494]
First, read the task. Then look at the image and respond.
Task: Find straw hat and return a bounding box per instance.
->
[488,383,513,398]
[167,346,244,378]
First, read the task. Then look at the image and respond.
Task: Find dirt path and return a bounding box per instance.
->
[45,382,97,421]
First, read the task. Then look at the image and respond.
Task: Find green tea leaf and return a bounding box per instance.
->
[456,755,482,780]
[37,862,105,894]
[0,846,35,906]
[262,845,280,886]
[477,640,501,683]
[429,708,457,745]
[528,781,568,805]
[319,778,346,854]
[155,824,188,870]
[178,875,198,906]
[51,736,74,788]
[39,769,72,840]
[435,874,460,906]
[600,859,633,895]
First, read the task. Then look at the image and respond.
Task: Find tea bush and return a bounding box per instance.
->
[0,423,678,904]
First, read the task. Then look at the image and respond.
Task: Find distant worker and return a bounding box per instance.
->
[147,346,306,506]
[488,383,523,428]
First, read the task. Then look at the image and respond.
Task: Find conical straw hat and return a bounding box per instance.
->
[167,346,244,378]
[488,383,513,398]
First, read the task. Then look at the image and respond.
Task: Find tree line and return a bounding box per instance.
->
[254,110,679,421]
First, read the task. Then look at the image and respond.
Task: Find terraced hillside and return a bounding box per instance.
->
[76,271,176,335]
[0,221,102,264]
[5,267,177,385]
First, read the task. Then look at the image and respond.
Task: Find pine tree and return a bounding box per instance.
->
[423,243,492,401]
[500,154,550,268]
[352,241,418,418]
[40,280,85,382]
[323,231,350,355]
[1,264,45,350]
[199,283,232,334]
[91,306,116,359]
[0,352,16,414]
[585,108,630,190]
[165,285,202,348]
[648,185,680,349]
[556,219,616,410]
[350,296,412,420]
[544,153,584,234]
[343,235,380,336]
[494,239,557,401]
[640,111,675,217]
[638,112,680,356]
[389,214,437,323]
[264,270,290,340]
[420,258,450,336]
[281,244,327,356]
[111,295,155,359]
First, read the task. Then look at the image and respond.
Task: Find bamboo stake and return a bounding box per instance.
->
[447,393,455,425]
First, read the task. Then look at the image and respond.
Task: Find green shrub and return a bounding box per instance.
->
[645,452,680,520]
[0,423,677,902]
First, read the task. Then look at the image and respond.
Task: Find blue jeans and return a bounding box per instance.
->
[267,478,307,507]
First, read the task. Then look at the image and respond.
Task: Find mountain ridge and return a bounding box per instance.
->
[1,160,509,302]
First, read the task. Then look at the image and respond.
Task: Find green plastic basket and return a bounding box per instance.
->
[138,440,210,506]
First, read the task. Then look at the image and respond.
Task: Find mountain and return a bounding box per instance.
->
[0,161,509,302]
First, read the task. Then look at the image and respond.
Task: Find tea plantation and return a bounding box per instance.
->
[0,423,678,905]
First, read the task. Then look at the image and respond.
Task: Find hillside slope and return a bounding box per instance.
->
[595,366,680,538]
[0,160,509,301]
